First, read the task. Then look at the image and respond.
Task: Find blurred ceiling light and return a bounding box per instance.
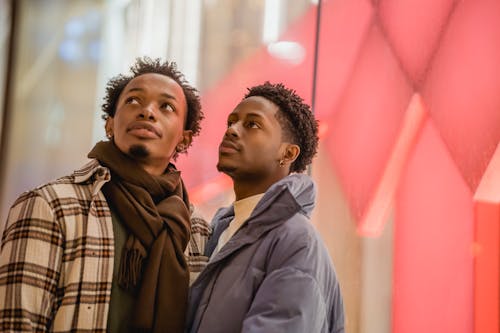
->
[262,0,281,43]
[83,10,102,34]
[88,40,101,61]
[64,19,86,38]
[267,41,306,65]
[310,0,319,4]
[58,39,84,63]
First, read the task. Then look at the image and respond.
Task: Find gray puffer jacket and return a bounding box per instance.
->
[186,174,345,333]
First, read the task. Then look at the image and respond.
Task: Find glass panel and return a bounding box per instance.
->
[0,0,320,245]
[0,0,12,141]
[1,0,105,223]
[179,0,318,218]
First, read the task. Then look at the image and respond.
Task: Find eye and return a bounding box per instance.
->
[245,121,260,129]
[125,96,140,105]
[161,102,175,113]
[227,120,235,128]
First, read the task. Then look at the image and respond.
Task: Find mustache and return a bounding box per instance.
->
[127,121,162,137]
[219,138,241,151]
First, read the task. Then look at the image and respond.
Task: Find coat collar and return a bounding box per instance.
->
[72,159,111,195]
[204,174,316,267]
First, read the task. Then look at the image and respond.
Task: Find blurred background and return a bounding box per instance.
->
[0,0,499,332]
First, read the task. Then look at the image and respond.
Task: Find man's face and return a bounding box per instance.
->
[106,73,191,174]
[217,96,287,181]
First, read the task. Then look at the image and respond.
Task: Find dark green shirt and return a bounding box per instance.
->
[108,210,136,332]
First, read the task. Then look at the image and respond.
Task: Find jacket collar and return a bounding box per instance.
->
[72,159,111,195]
[207,174,316,265]
[213,173,315,221]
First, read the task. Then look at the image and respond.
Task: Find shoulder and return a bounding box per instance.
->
[4,160,109,231]
[8,174,78,215]
[2,187,64,251]
[20,178,90,214]
[22,159,109,207]
[4,171,84,225]
[272,213,317,248]
[264,214,328,271]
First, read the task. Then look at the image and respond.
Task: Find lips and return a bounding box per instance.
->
[127,122,162,137]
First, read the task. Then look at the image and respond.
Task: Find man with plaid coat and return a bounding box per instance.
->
[0,57,210,332]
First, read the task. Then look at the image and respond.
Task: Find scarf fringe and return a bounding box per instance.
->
[118,249,145,291]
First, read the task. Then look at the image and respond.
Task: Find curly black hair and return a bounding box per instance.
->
[101,57,204,150]
[245,82,319,173]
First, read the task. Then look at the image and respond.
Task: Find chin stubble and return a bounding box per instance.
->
[128,144,150,159]
[216,162,236,174]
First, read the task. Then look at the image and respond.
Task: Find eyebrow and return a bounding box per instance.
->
[125,87,177,100]
[245,112,265,118]
[229,111,265,119]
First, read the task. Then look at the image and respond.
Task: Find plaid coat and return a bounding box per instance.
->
[0,159,211,332]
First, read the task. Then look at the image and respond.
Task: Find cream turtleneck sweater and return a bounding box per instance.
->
[211,193,265,258]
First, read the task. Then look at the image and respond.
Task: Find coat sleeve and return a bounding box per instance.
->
[0,191,64,332]
[242,265,329,333]
[241,222,345,333]
[185,204,211,285]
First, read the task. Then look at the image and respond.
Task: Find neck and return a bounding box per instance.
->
[124,143,173,176]
[233,173,287,201]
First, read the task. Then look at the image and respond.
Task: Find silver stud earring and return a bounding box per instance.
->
[176,144,185,153]
[279,159,285,167]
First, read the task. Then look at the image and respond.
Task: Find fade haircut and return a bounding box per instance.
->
[245,81,319,173]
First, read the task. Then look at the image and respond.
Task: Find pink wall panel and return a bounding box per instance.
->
[325,23,412,220]
[378,0,457,85]
[314,0,373,119]
[422,0,500,190]
[358,94,427,237]
[473,143,500,333]
[394,120,473,333]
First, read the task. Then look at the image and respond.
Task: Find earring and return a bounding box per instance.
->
[106,132,113,139]
[176,144,185,153]
[279,159,285,167]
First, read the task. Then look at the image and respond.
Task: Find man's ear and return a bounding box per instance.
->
[105,117,114,138]
[176,130,193,152]
[281,143,300,165]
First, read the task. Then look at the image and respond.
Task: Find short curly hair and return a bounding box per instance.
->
[101,57,204,152]
[245,82,319,173]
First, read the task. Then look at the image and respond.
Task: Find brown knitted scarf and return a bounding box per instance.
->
[88,141,191,333]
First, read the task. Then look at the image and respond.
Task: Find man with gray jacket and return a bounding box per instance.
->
[186,82,345,333]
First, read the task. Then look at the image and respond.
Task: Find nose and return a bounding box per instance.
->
[225,122,239,138]
[138,104,156,121]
